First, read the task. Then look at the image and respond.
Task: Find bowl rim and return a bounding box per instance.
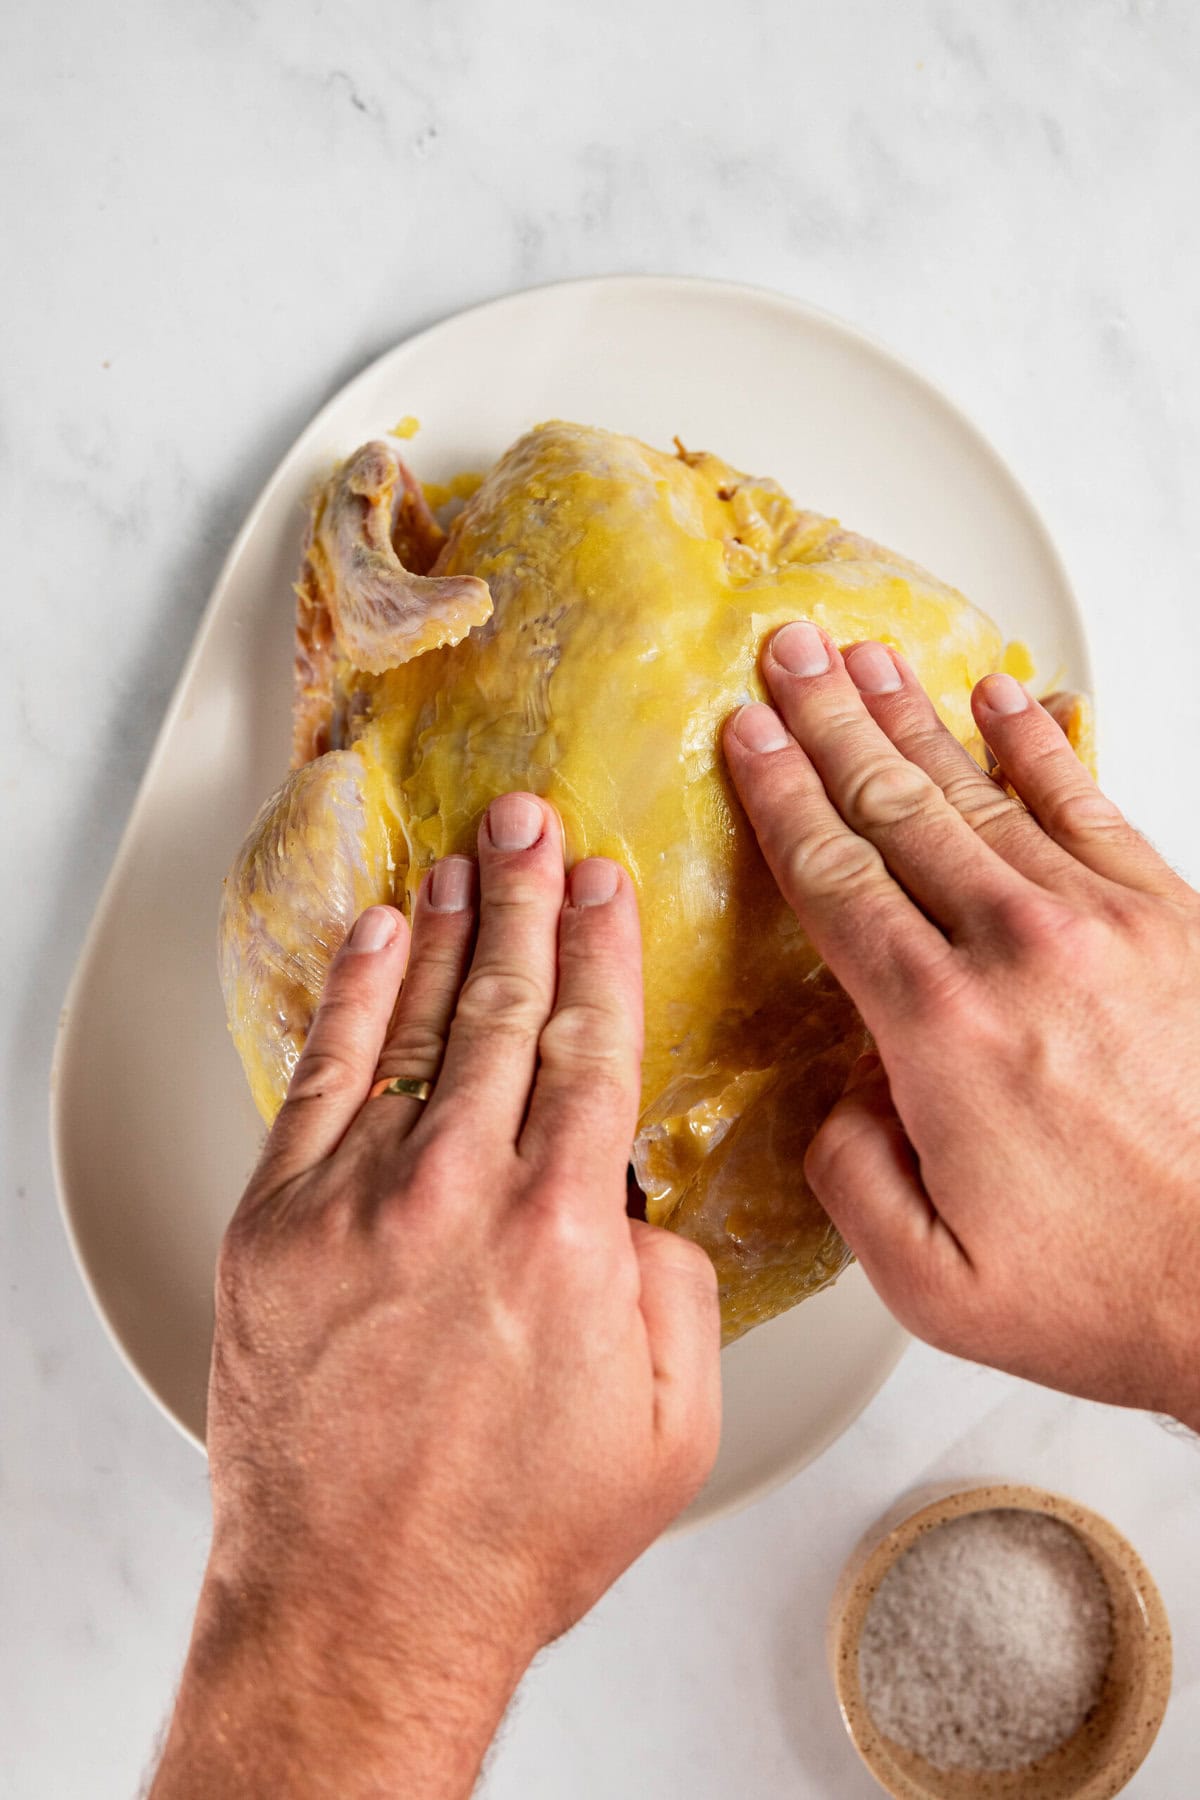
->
[827,1479,1173,1800]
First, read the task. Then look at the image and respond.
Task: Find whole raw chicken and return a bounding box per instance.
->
[219,420,1073,1342]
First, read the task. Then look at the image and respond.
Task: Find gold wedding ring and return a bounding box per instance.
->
[368,1075,433,1103]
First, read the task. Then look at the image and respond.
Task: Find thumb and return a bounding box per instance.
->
[805,1056,968,1331]
[631,1221,722,1491]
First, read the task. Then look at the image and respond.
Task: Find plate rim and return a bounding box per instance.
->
[50,273,1084,1514]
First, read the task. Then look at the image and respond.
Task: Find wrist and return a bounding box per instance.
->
[152,1552,530,1800]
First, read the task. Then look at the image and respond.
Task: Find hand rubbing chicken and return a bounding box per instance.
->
[220,420,1091,1343]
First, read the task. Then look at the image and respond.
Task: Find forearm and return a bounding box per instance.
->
[150,1566,525,1800]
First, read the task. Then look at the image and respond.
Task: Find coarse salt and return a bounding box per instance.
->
[859,1508,1114,1772]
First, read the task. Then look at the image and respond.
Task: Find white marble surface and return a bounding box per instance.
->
[4,1,1200,1794]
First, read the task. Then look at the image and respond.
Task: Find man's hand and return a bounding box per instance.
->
[725,624,1200,1427]
[151,794,720,1800]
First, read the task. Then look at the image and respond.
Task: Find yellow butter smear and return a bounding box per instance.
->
[1001,640,1036,682]
[421,471,486,511]
[222,419,1080,1341]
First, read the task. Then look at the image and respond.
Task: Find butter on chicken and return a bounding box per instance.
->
[219,421,1089,1342]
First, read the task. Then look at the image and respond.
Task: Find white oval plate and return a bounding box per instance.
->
[51,277,1090,1531]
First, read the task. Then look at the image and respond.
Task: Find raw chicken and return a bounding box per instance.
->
[220,421,1087,1342]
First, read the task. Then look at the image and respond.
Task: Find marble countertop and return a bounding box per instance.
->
[5,2,1199,1794]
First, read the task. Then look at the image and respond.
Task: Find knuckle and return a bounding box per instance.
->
[990,890,1109,970]
[455,964,548,1033]
[538,1003,637,1079]
[785,826,885,897]
[992,889,1065,944]
[843,755,937,831]
[941,772,1018,837]
[1047,781,1127,842]
[529,1192,603,1264]
[284,1047,362,1108]
[377,1020,447,1078]
[481,878,555,915]
[1053,908,1112,970]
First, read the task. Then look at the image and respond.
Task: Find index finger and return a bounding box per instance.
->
[723,702,956,1033]
[255,904,411,1190]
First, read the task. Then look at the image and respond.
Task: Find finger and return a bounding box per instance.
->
[723,702,957,1035]
[257,905,410,1186]
[761,622,1033,932]
[842,641,1092,895]
[973,675,1183,896]
[425,793,564,1144]
[631,1221,722,1479]
[803,1061,968,1334]
[518,858,644,1199]
[354,856,477,1147]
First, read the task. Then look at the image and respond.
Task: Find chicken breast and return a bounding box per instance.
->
[220,419,1063,1341]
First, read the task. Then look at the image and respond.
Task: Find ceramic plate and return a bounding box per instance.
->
[51,277,1090,1530]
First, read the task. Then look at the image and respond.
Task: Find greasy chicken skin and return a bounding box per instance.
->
[221,421,1078,1342]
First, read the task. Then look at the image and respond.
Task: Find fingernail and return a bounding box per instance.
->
[978,673,1029,716]
[486,793,544,851]
[427,856,474,912]
[771,621,830,677]
[845,641,902,695]
[347,906,397,953]
[733,702,790,752]
[568,858,619,907]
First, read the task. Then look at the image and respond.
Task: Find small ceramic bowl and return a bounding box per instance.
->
[827,1482,1172,1800]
